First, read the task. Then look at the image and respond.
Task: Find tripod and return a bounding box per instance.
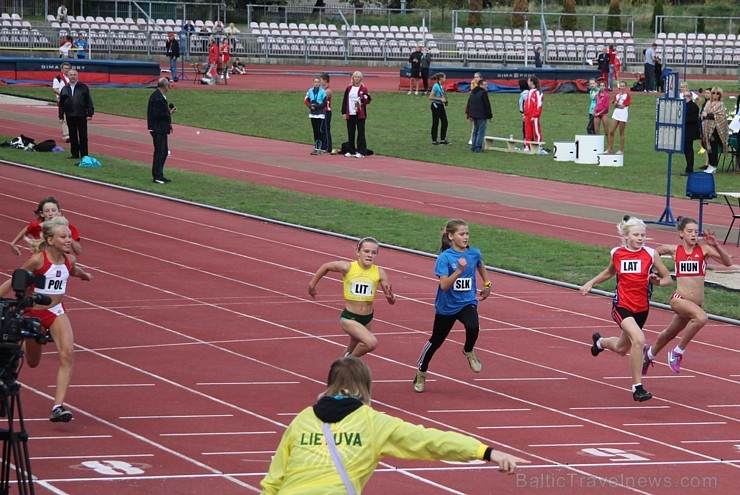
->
[0,380,34,495]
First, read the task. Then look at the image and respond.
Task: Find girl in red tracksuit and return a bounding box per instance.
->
[523,76,543,153]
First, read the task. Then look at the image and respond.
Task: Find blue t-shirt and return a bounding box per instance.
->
[434,246,483,315]
[431,82,445,108]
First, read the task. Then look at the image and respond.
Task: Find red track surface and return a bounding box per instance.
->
[0,163,738,494]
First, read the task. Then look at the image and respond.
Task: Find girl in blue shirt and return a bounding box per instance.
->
[429,72,449,145]
[414,219,492,392]
[304,76,328,155]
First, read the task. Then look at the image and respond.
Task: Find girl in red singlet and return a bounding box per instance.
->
[0,216,92,422]
[580,216,672,402]
[9,196,81,256]
[643,217,732,374]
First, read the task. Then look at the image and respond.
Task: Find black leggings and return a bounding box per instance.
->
[417,304,480,372]
[310,118,325,149]
[431,103,447,142]
[708,129,722,167]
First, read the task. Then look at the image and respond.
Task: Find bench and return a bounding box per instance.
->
[483,136,545,154]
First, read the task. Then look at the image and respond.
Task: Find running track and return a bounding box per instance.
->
[0,164,738,494]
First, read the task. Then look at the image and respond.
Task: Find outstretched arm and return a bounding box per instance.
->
[580,263,616,295]
[378,267,395,305]
[308,261,349,299]
[702,230,733,267]
[9,226,29,256]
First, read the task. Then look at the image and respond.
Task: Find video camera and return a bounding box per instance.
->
[0,269,49,346]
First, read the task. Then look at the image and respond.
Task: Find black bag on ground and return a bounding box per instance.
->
[35,139,56,152]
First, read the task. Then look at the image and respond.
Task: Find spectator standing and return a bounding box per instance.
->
[466,79,492,153]
[429,72,449,146]
[213,21,224,44]
[595,47,609,89]
[206,39,220,82]
[166,32,180,82]
[654,56,664,92]
[182,20,195,55]
[147,78,176,184]
[220,38,230,81]
[607,44,616,91]
[304,76,328,155]
[644,43,657,92]
[59,35,73,58]
[523,76,545,154]
[420,46,432,94]
[605,81,631,155]
[320,73,335,154]
[58,69,94,162]
[74,33,88,59]
[56,3,68,22]
[260,357,528,494]
[517,77,529,140]
[408,45,422,95]
[534,46,543,68]
[52,62,71,143]
[593,82,610,135]
[701,87,729,174]
[680,90,700,176]
[468,72,482,145]
[586,78,598,134]
[341,71,372,158]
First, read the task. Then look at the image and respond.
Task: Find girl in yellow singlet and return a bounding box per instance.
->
[308,237,395,357]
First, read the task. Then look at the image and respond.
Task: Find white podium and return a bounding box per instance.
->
[575,134,605,164]
[598,153,624,167]
[553,142,577,161]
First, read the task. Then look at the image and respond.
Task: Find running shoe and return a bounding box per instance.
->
[413,370,426,393]
[440,140,450,145]
[642,345,654,376]
[50,405,73,423]
[705,165,717,174]
[463,349,482,373]
[344,152,353,157]
[590,332,603,356]
[632,385,653,402]
[668,349,683,374]
[355,153,364,158]
[538,148,549,155]
[310,149,320,155]
[522,146,531,153]
[432,141,440,146]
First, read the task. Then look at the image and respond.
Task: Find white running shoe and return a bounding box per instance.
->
[705,165,717,174]
[355,152,364,158]
[345,152,353,157]
[413,370,426,393]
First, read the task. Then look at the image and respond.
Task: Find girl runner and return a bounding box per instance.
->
[308,237,395,357]
[9,196,81,256]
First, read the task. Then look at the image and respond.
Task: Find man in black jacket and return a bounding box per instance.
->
[58,69,94,161]
[681,90,701,176]
[466,79,493,153]
[166,32,180,82]
[147,77,176,184]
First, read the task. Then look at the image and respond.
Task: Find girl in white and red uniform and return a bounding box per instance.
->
[9,196,81,256]
[580,216,672,402]
[643,217,732,374]
[605,80,631,154]
[0,216,92,422]
[523,76,543,152]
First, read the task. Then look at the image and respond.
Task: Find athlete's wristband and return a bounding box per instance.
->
[483,281,492,289]
[484,447,493,461]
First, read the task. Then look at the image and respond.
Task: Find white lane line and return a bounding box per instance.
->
[32,435,113,440]
[429,409,531,413]
[32,454,154,460]
[570,406,670,410]
[67,383,155,388]
[159,431,276,437]
[529,442,641,447]
[603,375,695,380]
[196,381,300,386]
[202,451,275,456]
[474,377,567,381]
[623,422,727,427]
[478,425,583,430]
[120,414,234,419]
[681,439,740,444]
[707,404,740,408]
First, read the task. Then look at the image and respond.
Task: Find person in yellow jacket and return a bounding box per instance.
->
[260,357,528,494]
[308,237,395,357]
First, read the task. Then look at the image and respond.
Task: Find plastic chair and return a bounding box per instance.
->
[191,62,208,84]
[685,172,716,233]
[721,133,739,173]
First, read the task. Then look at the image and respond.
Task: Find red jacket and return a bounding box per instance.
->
[524,89,543,118]
[341,84,372,120]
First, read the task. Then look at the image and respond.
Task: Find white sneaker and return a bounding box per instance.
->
[407,91,412,95]
[705,165,717,174]
[345,152,353,157]
[355,152,364,158]
[413,370,426,393]
[523,146,531,153]
[538,148,549,155]
[414,91,418,95]
[468,140,473,145]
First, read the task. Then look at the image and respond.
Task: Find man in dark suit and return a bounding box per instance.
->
[147,77,176,184]
[58,69,94,162]
[166,32,180,82]
[681,90,701,176]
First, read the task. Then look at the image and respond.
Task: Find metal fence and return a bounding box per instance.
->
[2,25,736,70]
[655,15,740,37]
[451,10,635,36]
